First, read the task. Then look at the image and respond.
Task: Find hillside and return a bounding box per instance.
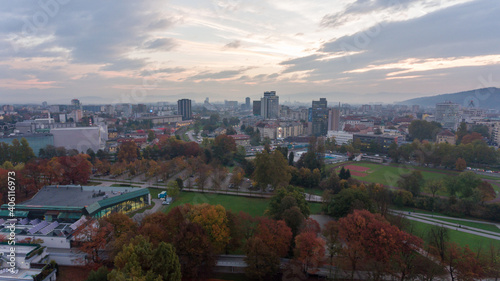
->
[399,87,500,110]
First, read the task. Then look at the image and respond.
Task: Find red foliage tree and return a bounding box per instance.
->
[338,210,422,280]
[255,217,293,258]
[173,222,217,279]
[444,242,485,281]
[74,218,113,269]
[59,154,92,184]
[294,231,326,274]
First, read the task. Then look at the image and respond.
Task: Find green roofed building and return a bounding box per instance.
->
[0,185,151,221]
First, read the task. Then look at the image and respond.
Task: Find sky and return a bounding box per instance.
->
[1,0,500,105]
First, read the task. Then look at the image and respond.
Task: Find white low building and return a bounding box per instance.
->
[327,131,353,145]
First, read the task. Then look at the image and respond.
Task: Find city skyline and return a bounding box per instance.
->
[2,0,500,104]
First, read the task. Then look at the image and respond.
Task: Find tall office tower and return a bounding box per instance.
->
[312,98,329,136]
[177,99,192,120]
[260,91,280,119]
[253,101,261,116]
[245,97,251,109]
[71,99,81,109]
[328,107,341,131]
[435,101,460,130]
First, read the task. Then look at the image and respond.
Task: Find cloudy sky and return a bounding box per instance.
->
[1,0,500,105]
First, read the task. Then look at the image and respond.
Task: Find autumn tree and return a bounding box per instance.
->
[172,222,217,279]
[230,166,245,188]
[427,225,449,262]
[103,213,137,258]
[74,218,114,269]
[455,158,467,171]
[195,163,212,191]
[244,236,281,280]
[140,212,172,245]
[117,140,138,163]
[211,165,228,190]
[338,210,422,281]
[323,221,342,279]
[186,203,231,253]
[255,217,293,258]
[294,231,326,274]
[461,132,484,145]
[443,242,484,281]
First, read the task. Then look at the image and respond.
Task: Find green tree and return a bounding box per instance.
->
[19,138,35,163]
[324,187,373,218]
[244,237,280,280]
[267,186,310,219]
[426,179,443,198]
[408,120,442,141]
[86,266,109,281]
[253,150,291,190]
[167,180,180,198]
[109,236,181,281]
[456,121,468,144]
[147,130,156,142]
[397,171,424,196]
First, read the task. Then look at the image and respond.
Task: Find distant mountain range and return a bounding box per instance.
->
[399,87,500,110]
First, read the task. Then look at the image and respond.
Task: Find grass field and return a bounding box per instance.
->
[331,162,500,195]
[160,190,323,217]
[408,220,500,252]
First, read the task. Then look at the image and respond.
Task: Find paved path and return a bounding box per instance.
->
[132,199,164,222]
[390,210,500,241]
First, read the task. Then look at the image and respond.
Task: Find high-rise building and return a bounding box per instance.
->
[71,99,81,109]
[177,99,192,121]
[261,91,280,119]
[328,108,340,131]
[253,101,261,116]
[312,98,329,136]
[245,97,251,109]
[435,102,460,130]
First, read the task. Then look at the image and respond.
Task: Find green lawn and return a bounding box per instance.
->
[310,203,323,215]
[408,220,500,252]
[344,162,450,187]
[162,191,323,217]
[148,187,165,199]
[164,192,271,217]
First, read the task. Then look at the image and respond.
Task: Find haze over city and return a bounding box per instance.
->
[2,0,500,104]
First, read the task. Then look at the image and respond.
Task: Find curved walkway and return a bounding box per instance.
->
[390,210,500,241]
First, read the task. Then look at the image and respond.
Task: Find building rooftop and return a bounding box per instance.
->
[22,185,143,208]
[437,130,456,137]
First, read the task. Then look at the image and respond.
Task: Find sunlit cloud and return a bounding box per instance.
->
[346,55,500,76]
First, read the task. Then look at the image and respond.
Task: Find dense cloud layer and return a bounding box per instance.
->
[1,0,499,104]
